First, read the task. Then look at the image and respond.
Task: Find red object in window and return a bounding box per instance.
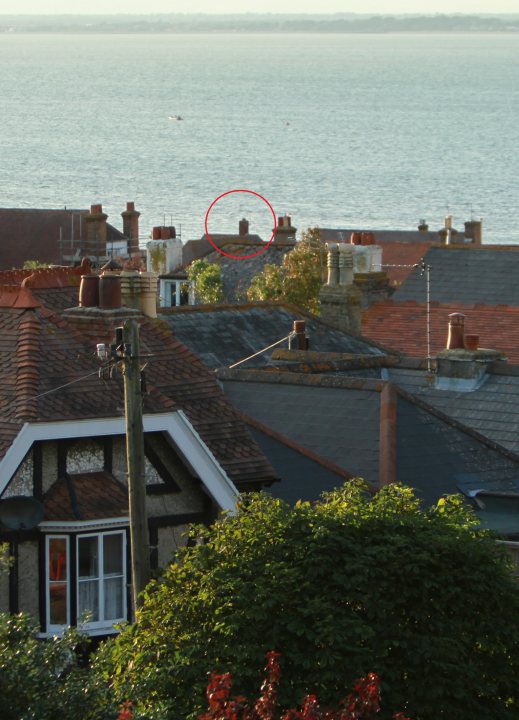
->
[49,551,66,581]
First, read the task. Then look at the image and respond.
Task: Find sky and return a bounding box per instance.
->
[1,1,518,15]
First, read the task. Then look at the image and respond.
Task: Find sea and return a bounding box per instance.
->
[0,32,518,244]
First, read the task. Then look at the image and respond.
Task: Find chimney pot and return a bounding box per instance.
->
[350,232,362,245]
[446,312,466,350]
[126,201,135,212]
[291,320,308,350]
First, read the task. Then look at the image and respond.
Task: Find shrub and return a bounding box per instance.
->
[95,482,519,720]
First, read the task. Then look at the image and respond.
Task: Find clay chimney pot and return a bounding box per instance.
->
[446,312,466,350]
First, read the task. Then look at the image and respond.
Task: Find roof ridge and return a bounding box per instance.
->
[15,310,41,421]
[0,284,41,309]
[217,367,385,392]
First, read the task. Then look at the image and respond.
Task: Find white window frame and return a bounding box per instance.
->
[76,529,127,633]
[46,535,70,634]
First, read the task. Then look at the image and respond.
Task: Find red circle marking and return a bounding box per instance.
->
[204,189,277,260]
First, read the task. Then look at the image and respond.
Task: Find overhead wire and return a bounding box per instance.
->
[228,334,293,369]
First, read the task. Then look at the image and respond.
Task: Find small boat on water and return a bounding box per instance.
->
[169,115,183,121]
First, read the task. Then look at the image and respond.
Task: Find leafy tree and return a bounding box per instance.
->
[92,482,519,720]
[247,228,323,313]
[187,259,224,304]
[23,260,52,269]
[0,612,112,720]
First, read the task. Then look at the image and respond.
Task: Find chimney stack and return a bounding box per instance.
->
[319,243,361,334]
[275,214,296,242]
[418,219,429,232]
[239,218,249,237]
[436,313,506,390]
[85,203,108,256]
[464,218,483,245]
[122,201,141,255]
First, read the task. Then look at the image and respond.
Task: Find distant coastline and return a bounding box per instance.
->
[1,13,519,34]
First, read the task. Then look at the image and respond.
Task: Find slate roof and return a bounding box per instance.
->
[387,367,519,456]
[393,246,519,305]
[0,208,125,270]
[396,394,519,510]
[199,243,295,303]
[0,272,277,490]
[182,234,266,267]
[43,472,128,521]
[159,302,387,369]
[248,425,351,505]
[362,300,519,363]
[218,370,383,487]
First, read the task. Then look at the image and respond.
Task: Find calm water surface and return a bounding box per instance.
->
[0,33,518,242]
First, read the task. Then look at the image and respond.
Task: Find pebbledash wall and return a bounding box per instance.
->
[0,434,210,626]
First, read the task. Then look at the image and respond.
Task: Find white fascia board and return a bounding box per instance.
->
[0,413,238,512]
[39,516,130,532]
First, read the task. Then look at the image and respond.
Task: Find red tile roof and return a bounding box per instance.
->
[381,242,437,285]
[44,471,128,521]
[0,266,277,488]
[362,300,519,362]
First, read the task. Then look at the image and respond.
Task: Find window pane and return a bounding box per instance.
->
[103,534,123,575]
[49,583,67,624]
[49,538,67,581]
[78,579,99,621]
[78,536,98,579]
[104,577,123,620]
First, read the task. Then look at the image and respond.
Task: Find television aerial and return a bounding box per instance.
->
[0,496,44,530]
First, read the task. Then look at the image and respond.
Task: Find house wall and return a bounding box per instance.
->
[18,540,39,618]
[1,431,212,628]
[157,525,189,569]
[66,440,104,474]
[2,451,33,498]
[42,442,58,494]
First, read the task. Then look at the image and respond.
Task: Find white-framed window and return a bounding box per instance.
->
[45,529,127,634]
[77,530,126,631]
[46,535,70,632]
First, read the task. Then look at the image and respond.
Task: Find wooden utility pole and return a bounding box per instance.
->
[122,319,150,614]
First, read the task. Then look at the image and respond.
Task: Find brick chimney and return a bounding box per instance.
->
[275,214,296,242]
[84,203,108,256]
[121,201,140,255]
[436,312,505,390]
[464,218,483,245]
[239,218,249,237]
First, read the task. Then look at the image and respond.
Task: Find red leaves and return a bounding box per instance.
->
[117,700,133,720]
[199,652,413,720]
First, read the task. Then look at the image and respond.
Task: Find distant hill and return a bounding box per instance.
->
[1,13,518,34]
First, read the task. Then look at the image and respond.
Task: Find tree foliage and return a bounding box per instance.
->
[0,613,111,720]
[187,259,224,304]
[247,228,323,313]
[93,482,519,720]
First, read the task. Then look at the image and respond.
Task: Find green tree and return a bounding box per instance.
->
[93,482,519,720]
[247,228,323,313]
[0,612,112,720]
[187,259,224,304]
[23,260,52,270]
